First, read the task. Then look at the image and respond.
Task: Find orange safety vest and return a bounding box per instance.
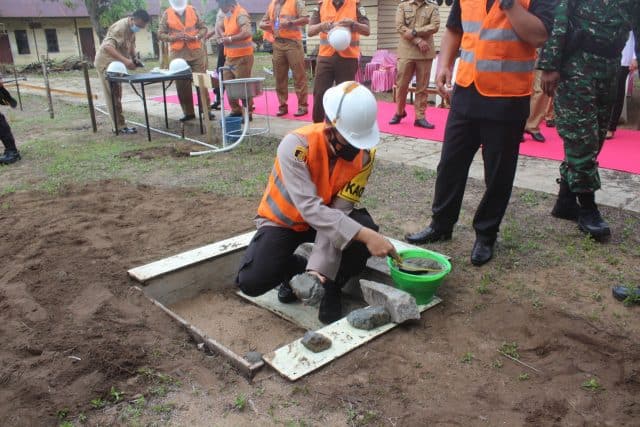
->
[224,5,254,58]
[267,0,303,40]
[318,0,360,59]
[166,6,202,51]
[257,123,366,231]
[456,0,537,97]
[264,30,275,43]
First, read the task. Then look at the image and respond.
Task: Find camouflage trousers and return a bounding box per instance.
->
[555,73,616,193]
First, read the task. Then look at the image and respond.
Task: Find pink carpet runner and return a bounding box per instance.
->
[151,90,640,175]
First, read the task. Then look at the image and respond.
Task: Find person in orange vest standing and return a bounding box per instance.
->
[307,0,370,123]
[259,0,310,117]
[405,0,555,266]
[236,82,398,324]
[219,0,255,118]
[158,0,211,122]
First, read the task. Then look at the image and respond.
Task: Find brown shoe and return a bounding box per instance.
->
[276,107,288,117]
[293,108,308,117]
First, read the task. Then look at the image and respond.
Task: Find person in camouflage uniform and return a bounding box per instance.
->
[538,0,640,242]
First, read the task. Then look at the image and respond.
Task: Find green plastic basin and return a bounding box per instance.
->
[387,248,452,304]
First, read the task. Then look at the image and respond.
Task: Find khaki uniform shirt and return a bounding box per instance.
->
[255,132,372,280]
[157,8,208,61]
[396,0,440,60]
[259,0,308,40]
[94,18,135,71]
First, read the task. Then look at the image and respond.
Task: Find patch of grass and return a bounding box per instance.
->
[518,373,530,381]
[56,408,70,420]
[622,288,640,306]
[492,359,503,369]
[590,291,603,302]
[291,384,310,396]
[499,342,520,359]
[461,352,474,364]
[581,378,604,392]
[151,403,175,414]
[109,386,124,403]
[476,273,491,294]
[413,168,436,182]
[520,191,540,206]
[90,397,106,409]
[234,393,247,411]
[58,422,74,427]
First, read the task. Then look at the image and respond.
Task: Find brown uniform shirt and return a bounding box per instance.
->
[259,0,308,40]
[396,0,440,60]
[157,7,208,61]
[94,17,135,71]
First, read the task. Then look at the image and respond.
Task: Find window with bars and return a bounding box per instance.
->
[15,29,29,54]
[45,29,59,53]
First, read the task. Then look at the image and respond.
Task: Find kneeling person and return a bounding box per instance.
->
[236,81,398,324]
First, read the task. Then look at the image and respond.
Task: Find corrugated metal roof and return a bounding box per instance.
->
[0,0,271,18]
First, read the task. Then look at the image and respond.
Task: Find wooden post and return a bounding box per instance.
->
[196,73,214,145]
[12,65,23,111]
[41,58,54,119]
[82,62,97,132]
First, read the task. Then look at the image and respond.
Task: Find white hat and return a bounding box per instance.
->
[323,81,379,150]
[169,0,188,14]
[169,58,191,74]
[106,61,128,76]
[328,27,351,51]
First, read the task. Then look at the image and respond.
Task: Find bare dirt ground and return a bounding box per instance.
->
[1,93,639,426]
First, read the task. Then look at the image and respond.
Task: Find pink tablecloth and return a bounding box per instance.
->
[363,62,380,82]
[371,67,397,93]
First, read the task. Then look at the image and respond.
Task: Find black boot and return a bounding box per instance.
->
[0,149,20,165]
[551,178,579,221]
[318,281,342,324]
[577,192,611,242]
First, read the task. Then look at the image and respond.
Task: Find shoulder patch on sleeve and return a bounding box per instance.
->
[294,145,308,162]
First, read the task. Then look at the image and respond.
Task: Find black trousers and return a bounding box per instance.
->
[213,45,226,103]
[608,65,629,132]
[236,208,378,297]
[0,112,17,152]
[312,54,358,123]
[431,110,524,243]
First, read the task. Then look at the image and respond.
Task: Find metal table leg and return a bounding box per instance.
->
[162,81,169,129]
[141,83,151,141]
[111,79,119,135]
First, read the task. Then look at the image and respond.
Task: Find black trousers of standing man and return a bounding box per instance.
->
[236,208,377,297]
[0,112,17,152]
[430,109,524,243]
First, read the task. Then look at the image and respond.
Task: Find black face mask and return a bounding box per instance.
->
[329,131,361,161]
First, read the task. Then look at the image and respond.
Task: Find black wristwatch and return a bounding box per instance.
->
[412,29,417,37]
[500,0,515,10]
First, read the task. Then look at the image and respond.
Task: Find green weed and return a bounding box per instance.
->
[90,397,106,409]
[582,378,604,392]
[234,393,247,411]
[518,373,530,381]
[499,342,520,359]
[461,352,474,364]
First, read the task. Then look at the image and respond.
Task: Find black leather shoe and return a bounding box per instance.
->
[414,118,435,129]
[179,114,196,122]
[318,282,342,324]
[0,150,20,165]
[471,240,494,266]
[612,285,640,303]
[525,130,546,142]
[389,111,407,125]
[578,207,611,242]
[277,282,297,304]
[405,226,452,244]
[545,119,555,128]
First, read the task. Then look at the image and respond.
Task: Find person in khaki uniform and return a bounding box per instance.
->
[219,0,255,117]
[389,0,439,129]
[157,0,211,122]
[94,10,150,133]
[260,0,310,117]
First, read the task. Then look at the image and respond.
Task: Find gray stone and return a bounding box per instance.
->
[347,306,391,330]
[301,331,332,353]
[290,273,325,306]
[244,351,263,364]
[360,279,421,323]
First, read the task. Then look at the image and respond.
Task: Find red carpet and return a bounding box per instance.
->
[151,90,640,174]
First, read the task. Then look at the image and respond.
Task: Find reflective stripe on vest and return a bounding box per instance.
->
[167,6,202,51]
[318,0,360,59]
[224,5,254,58]
[456,0,536,97]
[268,0,303,40]
[256,123,365,231]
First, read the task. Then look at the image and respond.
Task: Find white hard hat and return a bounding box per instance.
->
[106,61,128,76]
[169,0,188,14]
[328,27,351,51]
[323,81,379,150]
[169,58,191,74]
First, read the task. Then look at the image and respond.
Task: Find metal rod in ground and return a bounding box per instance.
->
[12,65,23,111]
[82,62,97,132]
[41,59,54,119]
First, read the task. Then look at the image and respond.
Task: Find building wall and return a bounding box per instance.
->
[1,17,156,65]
